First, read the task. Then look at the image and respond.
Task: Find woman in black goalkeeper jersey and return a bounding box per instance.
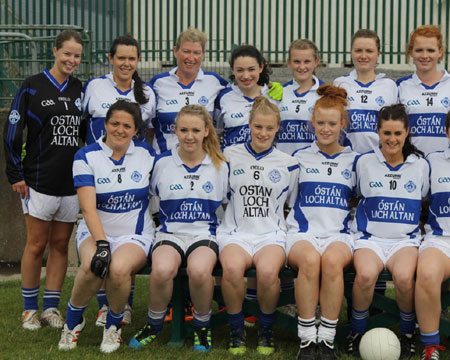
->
[3,30,83,331]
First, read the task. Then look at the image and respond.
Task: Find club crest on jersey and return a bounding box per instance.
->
[341,169,351,180]
[269,169,281,183]
[8,110,20,124]
[375,96,385,107]
[404,180,416,193]
[441,97,450,108]
[198,96,208,106]
[202,181,213,193]
[131,170,142,182]
[75,98,82,111]
[308,106,314,114]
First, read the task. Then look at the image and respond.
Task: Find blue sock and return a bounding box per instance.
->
[420,330,440,347]
[66,300,87,330]
[96,290,108,309]
[106,308,123,329]
[22,285,39,311]
[399,310,416,335]
[147,308,166,331]
[127,283,135,307]
[43,289,61,310]
[259,310,275,331]
[350,308,368,334]
[193,309,211,328]
[245,288,257,301]
[228,311,245,331]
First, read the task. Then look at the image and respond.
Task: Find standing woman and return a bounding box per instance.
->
[348,104,429,358]
[129,105,228,352]
[398,25,450,155]
[415,111,450,360]
[3,30,83,330]
[287,84,357,359]
[277,39,324,155]
[82,34,156,144]
[218,96,299,355]
[334,29,398,154]
[58,100,155,353]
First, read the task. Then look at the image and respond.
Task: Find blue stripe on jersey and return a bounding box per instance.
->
[276,186,289,200]
[428,192,449,235]
[283,79,294,87]
[44,69,68,92]
[96,187,149,213]
[354,79,376,87]
[149,71,170,86]
[348,109,378,133]
[288,164,300,172]
[396,75,413,86]
[135,197,150,234]
[244,141,274,160]
[292,200,309,232]
[216,87,233,109]
[27,110,43,126]
[204,71,229,86]
[356,196,421,226]
[408,113,446,138]
[298,182,351,210]
[278,120,315,144]
[223,124,250,147]
[74,174,95,187]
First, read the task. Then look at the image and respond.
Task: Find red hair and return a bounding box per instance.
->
[313,84,349,128]
[407,25,444,60]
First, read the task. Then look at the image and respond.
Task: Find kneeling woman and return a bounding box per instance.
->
[348,104,429,358]
[218,96,299,355]
[58,100,156,353]
[287,84,357,359]
[129,105,228,352]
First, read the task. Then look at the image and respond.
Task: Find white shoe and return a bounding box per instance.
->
[41,308,64,328]
[95,304,108,327]
[100,325,122,353]
[121,304,132,325]
[22,310,41,330]
[58,317,86,350]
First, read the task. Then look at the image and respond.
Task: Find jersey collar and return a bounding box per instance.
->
[172,146,212,172]
[292,75,321,97]
[310,141,353,157]
[105,72,134,95]
[349,69,386,88]
[374,146,418,170]
[170,67,205,88]
[231,83,270,102]
[43,69,69,92]
[412,70,450,89]
[98,137,136,164]
[244,140,274,160]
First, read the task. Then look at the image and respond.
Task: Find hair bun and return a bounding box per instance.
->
[317,84,347,101]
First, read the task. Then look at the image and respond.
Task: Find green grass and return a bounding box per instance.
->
[0,277,448,359]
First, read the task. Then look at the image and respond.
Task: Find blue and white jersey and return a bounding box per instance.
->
[151,149,228,236]
[81,72,156,144]
[397,71,450,155]
[277,76,324,155]
[215,83,274,148]
[333,70,398,153]
[73,139,155,237]
[217,142,299,243]
[352,147,429,241]
[149,67,228,153]
[425,147,450,236]
[286,142,357,236]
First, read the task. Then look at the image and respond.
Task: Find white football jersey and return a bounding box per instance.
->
[73,139,156,237]
[81,72,156,144]
[217,142,299,244]
[286,142,357,236]
[334,70,398,153]
[149,67,228,153]
[277,76,324,155]
[425,148,450,236]
[352,147,429,241]
[397,71,450,155]
[151,149,228,235]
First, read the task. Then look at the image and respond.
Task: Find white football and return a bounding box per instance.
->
[359,327,401,360]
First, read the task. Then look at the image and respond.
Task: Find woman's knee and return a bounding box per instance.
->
[354,268,379,289]
[187,263,213,283]
[393,270,415,292]
[150,260,178,282]
[297,252,321,278]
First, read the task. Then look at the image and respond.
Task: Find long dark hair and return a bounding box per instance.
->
[109,34,148,105]
[378,104,424,159]
[229,45,272,86]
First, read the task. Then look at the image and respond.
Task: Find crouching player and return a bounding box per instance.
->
[58,100,156,353]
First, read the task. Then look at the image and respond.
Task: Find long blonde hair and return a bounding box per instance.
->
[176,105,226,169]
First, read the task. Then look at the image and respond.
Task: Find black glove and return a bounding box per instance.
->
[90,240,111,279]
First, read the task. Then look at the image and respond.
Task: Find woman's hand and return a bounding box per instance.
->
[12,180,29,199]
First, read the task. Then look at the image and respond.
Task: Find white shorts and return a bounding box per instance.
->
[354,236,420,266]
[420,234,450,259]
[153,232,219,260]
[21,187,79,222]
[218,234,285,258]
[286,232,354,256]
[76,220,152,256]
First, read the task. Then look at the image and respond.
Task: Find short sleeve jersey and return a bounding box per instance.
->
[4,70,82,196]
[215,83,274,148]
[149,67,228,153]
[425,148,450,236]
[352,147,430,241]
[81,72,156,144]
[72,139,155,237]
[217,142,300,244]
[151,149,229,236]
[397,71,450,155]
[277,76,324,155]
[333,70,398,153]
[286,142,357,236]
